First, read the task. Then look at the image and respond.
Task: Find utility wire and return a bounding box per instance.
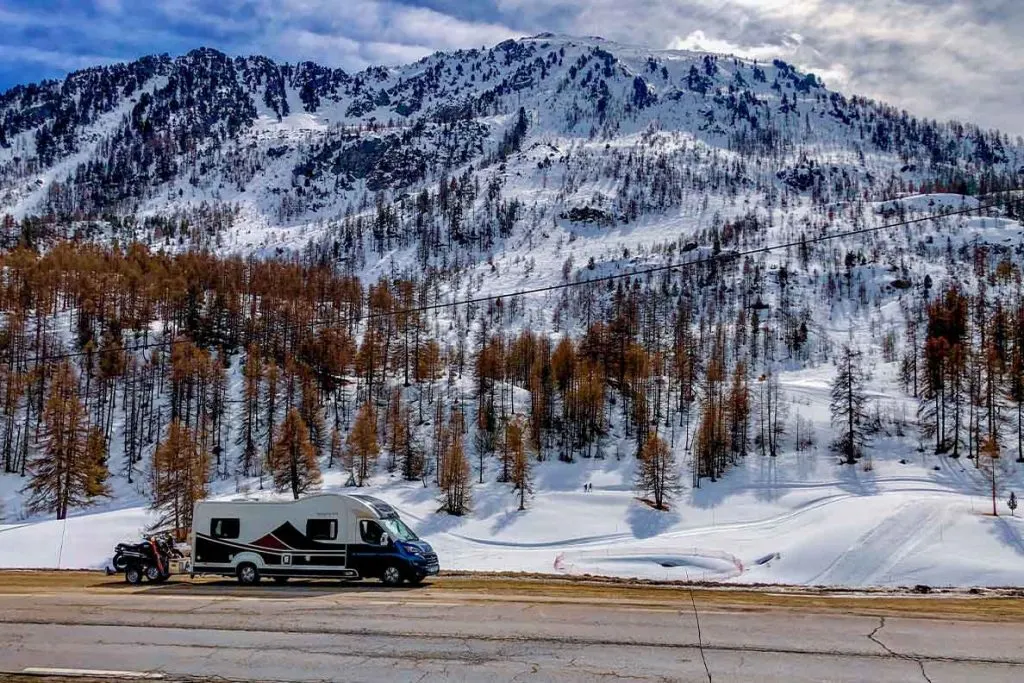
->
[368,191,1021,321]
[8,191,1022,364]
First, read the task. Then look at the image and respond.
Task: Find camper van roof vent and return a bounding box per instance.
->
[350,494,397,518]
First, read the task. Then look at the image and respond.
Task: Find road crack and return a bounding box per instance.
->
[867,616,933,683]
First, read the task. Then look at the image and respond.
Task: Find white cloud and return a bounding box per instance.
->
[666,30,851,90]
[239,0,519,59]
[0,45,115,73]
[666,30,800,61]
[489,0,1024,135]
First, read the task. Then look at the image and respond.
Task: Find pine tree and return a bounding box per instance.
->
[385,387,408,473]
[980,436,1001,516]
[328,426,342,469]
[399,404,423,481]
[262,360,280,482]
[24,361,110,519]
[439,411,471,515]
[151,419,208,535]
[347,402,379,486]
[238,347,262,476]
[1007,344,1024,463]
[507,418,531,510]
[269,408,322,500]
[695,329,728,482]
[830,346,869,465]
[299,372,326,458]
[636,433,675,510]
[727,361,750,457]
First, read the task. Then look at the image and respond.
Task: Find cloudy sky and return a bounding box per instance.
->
[2,0,1021,136]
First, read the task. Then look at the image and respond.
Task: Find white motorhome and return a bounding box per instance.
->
[191,493,439,585]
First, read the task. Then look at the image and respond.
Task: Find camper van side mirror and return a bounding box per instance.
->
[379,533,390,547]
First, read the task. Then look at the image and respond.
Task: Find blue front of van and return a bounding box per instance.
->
[396,539,440,580]
[353,515,438,584]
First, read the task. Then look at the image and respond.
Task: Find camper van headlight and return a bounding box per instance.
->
[401,542,423,557]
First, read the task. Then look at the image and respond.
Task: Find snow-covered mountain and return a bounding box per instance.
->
[2,36,1024,588]
[1,34,1020,243]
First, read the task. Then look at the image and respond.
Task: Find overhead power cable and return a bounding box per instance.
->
[368,191,1021,321]
[10,190,1023,363]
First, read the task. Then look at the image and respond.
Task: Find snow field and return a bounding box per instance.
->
[3,366,1023,587]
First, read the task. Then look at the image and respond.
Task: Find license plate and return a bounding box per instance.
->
[427,564,439,574]
[169,558,192,575]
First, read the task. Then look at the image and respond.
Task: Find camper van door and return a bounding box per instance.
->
[348,517,394,578]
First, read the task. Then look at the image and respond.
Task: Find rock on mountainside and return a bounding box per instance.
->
[1,34,1021,252]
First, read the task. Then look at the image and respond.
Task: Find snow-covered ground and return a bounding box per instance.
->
[3,366,1022,588]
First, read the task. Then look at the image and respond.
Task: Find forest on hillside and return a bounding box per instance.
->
[1,199,1022,534]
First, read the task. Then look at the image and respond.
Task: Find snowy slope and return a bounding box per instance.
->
[1,37,1024,588]
[3,360,1023,588]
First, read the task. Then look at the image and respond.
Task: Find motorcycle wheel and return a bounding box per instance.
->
[125,567,143,585]
[145,565,162,582]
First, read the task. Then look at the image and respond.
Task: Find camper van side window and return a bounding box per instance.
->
[306,519,337,541]
[360,520,384,545]
[211,518,240,539]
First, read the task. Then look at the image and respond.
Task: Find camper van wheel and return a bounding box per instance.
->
[381,565,404,586]
[125,567,142,585]
[237,563,261,586]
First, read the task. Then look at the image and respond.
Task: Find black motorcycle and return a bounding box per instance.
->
[111,534,183,584]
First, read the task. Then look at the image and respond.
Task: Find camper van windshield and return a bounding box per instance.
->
[381,517,418,542]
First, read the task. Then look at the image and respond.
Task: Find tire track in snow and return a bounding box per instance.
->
[398,485,972,554]
[399,491,858,550]
[808,500,945,587]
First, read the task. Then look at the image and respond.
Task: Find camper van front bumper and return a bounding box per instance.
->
[405,551,439,576]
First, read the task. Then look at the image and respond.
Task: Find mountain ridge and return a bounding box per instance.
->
[1,34,1020,247]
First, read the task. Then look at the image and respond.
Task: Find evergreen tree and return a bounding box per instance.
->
[980,436,1001,516]
[347,402,379,486]
[328,426,342,469]
[262,360,280,481]
[695,329,728,482]
[299,372,326,458]
[636,433,675,510]
[151,419,208,535]
[727,361,751,457]
[385,388,408,473]
[439,411,471,515]
[269,408,322,500]
[507,418,531,510]
[238,347,262,476]
[1007,344,1024,463]
[830,346,869,465]
[24,361,110,519]
[399,404,423,481]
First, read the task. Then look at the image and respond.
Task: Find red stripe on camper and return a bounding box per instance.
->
[252,534,290,550]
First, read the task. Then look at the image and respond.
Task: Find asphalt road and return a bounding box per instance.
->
[0,576,1023,682]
